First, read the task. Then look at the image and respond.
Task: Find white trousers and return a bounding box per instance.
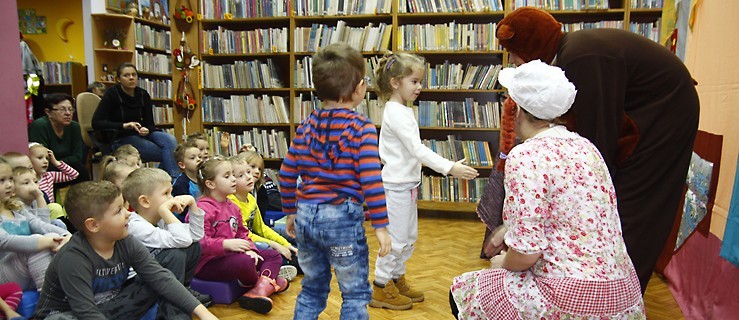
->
[374,183,419,284]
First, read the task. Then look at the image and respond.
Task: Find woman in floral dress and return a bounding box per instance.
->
[450,60,645,319]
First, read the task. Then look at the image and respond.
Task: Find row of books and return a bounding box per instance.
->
[512,0,609,10]
[422,135,493,166]
[134,23,171,52]
[417,99,500,128]
[292,92,501,129]
[400,0,503,13]
[135,51,172,75]
[631,20,661,43]
[399,22,499,51]
[419,175,489,203]
[201,60,283,89]
[631,0,663,8]
[202,27,289,54]
[201,94,290,123]
[295,56,381,89]
[200,0,289,19]
[138,78,172,99]
[294,21,392,53]
[425,62,501,90]
[562,21,624,32]
[153,105,174,125]
[40,62,74,84]
[206,127,290,158]
[295,0,392,15]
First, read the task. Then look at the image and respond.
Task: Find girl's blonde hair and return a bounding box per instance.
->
[0,161,24,212]
[197,157,230,195]
[239,151,265,188]
[375,52,425,101]
[100,155,135,183]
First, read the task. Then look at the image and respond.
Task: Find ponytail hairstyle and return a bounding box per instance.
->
[374,52,425,102]
[496,96,517,172]
[197,157,230,196]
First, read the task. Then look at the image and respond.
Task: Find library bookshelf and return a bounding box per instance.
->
[91,0,662,214]
[91,13,174,130]
[41,62,87,98]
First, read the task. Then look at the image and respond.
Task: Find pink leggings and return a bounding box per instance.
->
[0,282,22,319]
[196,249,283,286]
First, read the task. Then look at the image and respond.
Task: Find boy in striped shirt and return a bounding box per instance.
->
[279,42,391,320]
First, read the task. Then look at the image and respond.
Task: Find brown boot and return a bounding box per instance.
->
[395,275,425,302]
[369,280,413,310]
[238,274,276,314]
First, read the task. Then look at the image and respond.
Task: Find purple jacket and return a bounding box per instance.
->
[195,196,257,274]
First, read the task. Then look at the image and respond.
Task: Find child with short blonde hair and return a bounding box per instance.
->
[34,181,217,320]
[28,143,79,204]
[172,141,202,221]
[228,155,299,281]
[112,144,142,168]
[122,167,212,306]
[195,157,287,314]
[371,52,479,309]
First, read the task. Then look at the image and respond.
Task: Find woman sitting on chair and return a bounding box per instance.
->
[92,62,179,178]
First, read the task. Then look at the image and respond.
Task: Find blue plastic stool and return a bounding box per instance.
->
[264,211,285,227]
[17,291,39,318]
[190,278,247,305]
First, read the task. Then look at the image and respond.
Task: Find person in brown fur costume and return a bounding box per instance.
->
[495,7,699,293]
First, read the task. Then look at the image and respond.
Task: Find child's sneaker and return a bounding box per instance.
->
[279,265,298,282]
[369,280,413,310]
[395,275,424,302]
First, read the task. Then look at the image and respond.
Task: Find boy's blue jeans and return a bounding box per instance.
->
[292,200,371,320]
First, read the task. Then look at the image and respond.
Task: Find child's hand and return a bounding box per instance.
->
[174,195,197,212]
[223,239,252,253]
[374,227,391,257]
[245,250,264,265]
[38,235,64,251]
[270,242,292,260]
[54,234,72,252]
[47,148,61,167]
[288,245,298,255]
[160,198,185,215]
[219,131,231,152]
[448,159,479,180]
[483,225,508,257]
[286,215,296,238]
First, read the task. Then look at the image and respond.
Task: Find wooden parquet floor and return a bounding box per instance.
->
[204,215,683,319]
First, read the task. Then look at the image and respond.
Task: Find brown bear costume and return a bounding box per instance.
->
[496,7,699,293]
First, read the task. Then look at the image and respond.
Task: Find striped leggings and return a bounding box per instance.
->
[0,282,22,319]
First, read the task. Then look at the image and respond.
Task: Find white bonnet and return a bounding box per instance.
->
[497,60,577,120]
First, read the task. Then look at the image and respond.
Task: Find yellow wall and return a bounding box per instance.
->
[17,0,84,63]
[683,1,739,239]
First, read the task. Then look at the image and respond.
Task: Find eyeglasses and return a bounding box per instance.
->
[51,107,76,113]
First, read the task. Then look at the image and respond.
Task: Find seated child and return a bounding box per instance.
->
[28,143,78,204]
[2,152,33,171]
[122,167,212,306]
[0,282,23,320]
[0,159,71,291]
[12,167,67,230]
[111,144,142,168]
[100,156,137,188]
[194,157,287,314]
[185,132,212,162]
[34,181,218,320]
[228,155,299,281]
[171,141,201,221]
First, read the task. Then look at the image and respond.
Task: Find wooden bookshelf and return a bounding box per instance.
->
[40,62,87,97]
[179,0,664,213]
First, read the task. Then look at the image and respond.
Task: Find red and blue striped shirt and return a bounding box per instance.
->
[279,108,388,228]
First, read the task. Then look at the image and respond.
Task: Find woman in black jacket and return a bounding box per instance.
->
[92,63,179,178]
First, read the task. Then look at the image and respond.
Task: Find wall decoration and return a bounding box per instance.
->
[18,9,47,34]
[106,0,127,13]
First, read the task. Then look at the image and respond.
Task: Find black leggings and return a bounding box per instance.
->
[449,289,459,319]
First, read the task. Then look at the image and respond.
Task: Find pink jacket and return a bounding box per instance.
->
[195,196,257,274]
